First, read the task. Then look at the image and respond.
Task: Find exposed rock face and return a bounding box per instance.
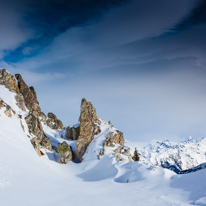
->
[40,135,52,151]
[39,112,46,122]
[0,69,27,111]
[65,127,72,139]
[15,93,26,111]
[105,130,124,147]
[31,138,44,156]
[65,125,80,140]
[25,110,44,143]
[46,112,64,130]
[57,141,73,164]
[0,69,19,93]
[29,86,39,104]
[75,98,98,161]
[15,74,41,112]
[52,145,58,153]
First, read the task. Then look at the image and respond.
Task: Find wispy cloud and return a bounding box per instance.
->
[2,0,131,63]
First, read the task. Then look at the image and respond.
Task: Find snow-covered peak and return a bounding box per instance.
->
[140,137,206,172]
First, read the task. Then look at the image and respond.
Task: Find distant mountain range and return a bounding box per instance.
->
[140,137,206,173]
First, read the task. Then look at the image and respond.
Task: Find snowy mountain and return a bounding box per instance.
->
[140,137,206,173]
[1,68,206,206]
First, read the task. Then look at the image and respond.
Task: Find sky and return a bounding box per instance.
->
[0,0,206,143]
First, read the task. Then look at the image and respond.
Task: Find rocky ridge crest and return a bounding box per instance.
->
[0,69,129,165]
[0,69,61,157]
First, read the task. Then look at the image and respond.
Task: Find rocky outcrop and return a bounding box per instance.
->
[29,86,39,105]
[15,93,26,111]
[0,69,26,111]
[46,112,64,130]
[15,74,41,112]
[57,141,74,164]
[40,134,52,151]
[75,98,98,161]
[115,146,131,159]
[31,138,44,156]
[105,130,124,147]
[0,99,15,118]
[0,69,19,93]
[65,124,80,140]
[98,127,125,159]
[39,112,46,122]
[25,110,44,143]
[93,124,101,136]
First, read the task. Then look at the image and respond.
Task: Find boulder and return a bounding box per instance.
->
[46,112,64,130]
[0,69,19,93]
[105,130,124,147]
[65,126,72,139]
[57,141,73,164]
[72,127,79,140]
[25,110,44,142]
[15,74,41,112]
[40,135,52,151]
[65,125,80,140]
[75,98,98,161]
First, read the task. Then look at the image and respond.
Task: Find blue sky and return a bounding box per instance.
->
[1,0,206,142]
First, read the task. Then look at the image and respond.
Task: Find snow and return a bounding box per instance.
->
[139,137,206,173]
[0,84,206,205]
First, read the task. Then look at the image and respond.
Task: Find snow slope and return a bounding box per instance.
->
[1,85,206,206]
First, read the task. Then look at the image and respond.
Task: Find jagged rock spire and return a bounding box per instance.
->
[15,74,41,112]
[0,69,26,111]
[75,98,98,161]
[0,69,19,93]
